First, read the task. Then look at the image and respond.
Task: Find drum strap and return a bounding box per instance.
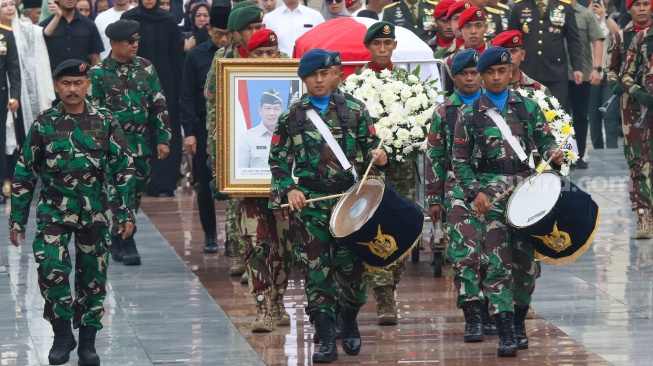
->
[306,108,357,179]
[484,108,535,169]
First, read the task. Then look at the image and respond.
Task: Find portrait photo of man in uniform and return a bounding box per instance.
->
[237,88,284,170]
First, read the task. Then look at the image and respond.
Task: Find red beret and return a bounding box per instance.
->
[457,7,486,29]
[346,0,358,8]
[246,29,278,51]
[491,30,522,47]
[446,1,471,20]
[434,0,456,19]
[626,0,635,8]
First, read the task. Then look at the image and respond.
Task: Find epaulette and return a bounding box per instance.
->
[0,24,12,32]
[558,0,571,4]
[514,0,523,4]
[425,0,439,6]
[497,2,509,10]
[384,2,399,9]
[485,7,501,15]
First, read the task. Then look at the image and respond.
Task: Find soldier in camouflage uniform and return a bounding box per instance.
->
[87,20,171,266]
[8,59,135,366]
[612,0,653,238]
[269,49,388,363]
[434,1,471,96]
[427,0,456,54]
[442,7,489,72]
[426,49,488,343]
[452,47,562,357]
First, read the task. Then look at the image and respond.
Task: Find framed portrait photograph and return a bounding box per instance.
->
[216,58,304,197]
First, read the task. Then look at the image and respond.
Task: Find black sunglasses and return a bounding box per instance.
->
[124,37,140,45]
[325,0,343,3]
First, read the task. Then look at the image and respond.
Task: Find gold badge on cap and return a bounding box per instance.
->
[500,52,508,62]
[336,55,341,63]
[473,53,479,62]
[464,2,470,8]
[557,5,564,9]
[512,36,519,44]
[79,63,87,72]
[270,34,276,42]
[383,24,391,34]
[259,11,264,20]
[476,10,482,17]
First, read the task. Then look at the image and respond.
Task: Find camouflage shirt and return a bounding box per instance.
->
[9,102,136,232]
[605,21,638,85]
[620,25,653,95]
[509,71,552,97]
[268,93,381,210]
[452,91,556,201]
[87,55,171,156]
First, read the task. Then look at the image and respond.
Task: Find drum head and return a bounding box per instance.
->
[506,172,562,228]
[330,177,385,237]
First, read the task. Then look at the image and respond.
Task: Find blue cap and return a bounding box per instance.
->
[450,49,480,76]
[476,46,511,72]
[298,49,332,78]
[327,50,342,66]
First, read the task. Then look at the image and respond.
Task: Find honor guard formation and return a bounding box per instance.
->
[0,0,648,363]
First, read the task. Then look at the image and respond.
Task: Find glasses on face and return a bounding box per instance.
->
[124,36,140,45]
[325,0,343,4]
[210,30,230,39]
[0,1,15,8]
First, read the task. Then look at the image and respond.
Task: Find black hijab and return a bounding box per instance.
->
[189,2,210,33]
[123,0,173,22]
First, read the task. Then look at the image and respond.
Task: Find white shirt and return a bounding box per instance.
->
[351,5,384,20]
[94,7,133,60]
[238,123,275,169]
[263,3,325,56]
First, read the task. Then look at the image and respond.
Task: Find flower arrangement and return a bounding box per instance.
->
[515,89,579,176]
[341,66,439,162]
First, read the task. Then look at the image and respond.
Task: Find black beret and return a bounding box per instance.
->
[260,89,283,105]
[22,0,42,9]
[476,46,511,72]
[298,49,332,78]
[52,59,90,79]
[357,10,379,20]
[327,50,342,66]
[105,20,139,41]
[363,21,395,44]
[450,48,479,75]
[210,5,230,29]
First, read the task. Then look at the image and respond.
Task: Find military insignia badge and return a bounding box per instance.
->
[476,10,482,18]
[396,9,403,18]
[0,41,6,56]
[522,23,529,34]
[473,52,479,62]
[557,4,564,9]
[532,222,572,252]
[512,36,519,44]
[91,120,102,130]
[464,2,470,8]
[0,34,4,40]
[79,63,87,72]
[335,54,341,63]
[259,11,264,20]
[269,34,276,42]
[501,52,508,62]
[383,24,391,34]
[356,225,398,260]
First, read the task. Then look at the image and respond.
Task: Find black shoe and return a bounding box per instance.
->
[312,313,338,363]
[461,301,484,342]
[514,305,529,350]
[48,319,77,365]
[335,302,342,340]
[339,305,362,356]
[493,312,518,357]
[223,224,232,256]
[203,235,218,253]
[481,300,497,335]
[576,158,588,169]
[121,235,141,265]
[77,326,100,366]
[110,233,123,262]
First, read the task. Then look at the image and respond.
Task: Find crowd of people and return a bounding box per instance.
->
[1,0,649,364]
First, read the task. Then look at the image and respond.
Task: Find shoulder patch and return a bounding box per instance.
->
[384,2,399,9]
[0,24,12,32]
[497,2,509,9]
[485,7,501,15]
[558,0,571,5]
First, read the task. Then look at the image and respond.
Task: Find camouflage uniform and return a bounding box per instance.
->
[510,71,552,96]
[269,93,381,320]
[9,102,135,329]
[452,91,556,315]
[87,55,171,240]
[615,23,653,214]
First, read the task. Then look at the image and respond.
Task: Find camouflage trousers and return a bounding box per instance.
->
[236,198,294,294]
[32,221,110,330]
[109,156,150,233]
[622,107,653,210]
[294,206,367,320]
[227,197,246,263]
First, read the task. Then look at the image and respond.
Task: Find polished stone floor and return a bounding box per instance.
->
[0,146,648,365]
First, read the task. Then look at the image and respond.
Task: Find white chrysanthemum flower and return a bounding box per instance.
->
[517,89,528,97]
[389,102,404,112]
[427,88,438,100]
[562,114,571,123]
[406,116,417,126]
[403,145,413,155]
[537,99,549,111]
[560,164,570,176]
[533,90,547,101]
[410,126,424,138]
[408,74,419,84]
[400,87,413,101]
[377,126,392,140]
[380,69,392,78]
[411,84,424,94]
[396,128,411,141]
[549,96,560,109]
[396,154,405,162]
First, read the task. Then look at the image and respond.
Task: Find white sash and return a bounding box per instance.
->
[485,108,535,169]
[305,109,357,178]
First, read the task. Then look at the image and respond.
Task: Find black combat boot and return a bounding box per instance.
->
[481,300,497,335]
[514,305,529,349]
[109,233,122,262]
[224,224,232,257]
[121,235,141,265]
[335,302,342,339]
[339,305,362,356]
[312,313,338,363]
[493,312,518,357]
[48,318,77,365]
[202,234,218,253]
[77,326,100,365]
[461,301,484,342]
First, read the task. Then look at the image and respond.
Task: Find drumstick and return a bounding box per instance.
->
[489,186,514,207]
[527,133,572,190]
[356,135,386,194]
[280,193,347,208]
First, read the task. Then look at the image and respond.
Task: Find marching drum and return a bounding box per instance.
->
[505,171,600,264]
[329,176,424,270]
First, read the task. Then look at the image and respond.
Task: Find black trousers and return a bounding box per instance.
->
[192,122,216,236]
[0,93,8,182]
[146,121,183,196]
[565,81,591,159]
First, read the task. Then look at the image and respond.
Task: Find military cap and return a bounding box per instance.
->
[232,1,256,11]
[626,0,637,8]
[457,7,486,29]
[210,5,231,29]
[491,30,522,48]
[327,50,342,66]
[22,0,41,9]
[247,29,278,50]
[445,1,471,20]
[260,89,283,105]
[52,59,90,79]
[231,6,264,32]
[476,46,511,72]
[433,0,456,19]
[105,20,139,41]
[363,21,395,44]
[357,10,379,20]
[298,48,332,78]
[450,48,480,75]
[227,8,242,32]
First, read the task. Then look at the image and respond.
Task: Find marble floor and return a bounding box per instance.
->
[0,147,648,365]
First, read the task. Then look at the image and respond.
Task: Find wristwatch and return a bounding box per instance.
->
[467,189,478,203]
[593,66,603,73]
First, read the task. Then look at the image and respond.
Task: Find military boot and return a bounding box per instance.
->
[635,208,653,239]
[109,233,122,262]
[224,224,232,256]
[493,312,518,357]
[202,234,218,253]
[461,301,484,342]
[252,291,276,332]
[240,271,249,284]
[374,285,398,325]
[48,319,77,365]
[77,326,100,366]
[270,288,290,326]
[312,313,338,363]
[229,244,246,276]
[339,305,362,356]
[335,302,342,339]
[121,235,141,266]
[481,300,497,335]
[514,305,529,349]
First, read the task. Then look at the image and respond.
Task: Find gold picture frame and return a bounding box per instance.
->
[216,58,304,197]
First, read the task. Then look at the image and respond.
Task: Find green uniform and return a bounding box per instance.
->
[9,102,135,330]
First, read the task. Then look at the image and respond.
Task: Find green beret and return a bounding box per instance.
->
[363,21,395,44]
[232,1,256,11]
[105,20,139,41]
[227,8,242,32]
[52,59,90,79]
[231,6,264,32]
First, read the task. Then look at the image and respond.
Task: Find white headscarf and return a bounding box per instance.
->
[320,0,351,20]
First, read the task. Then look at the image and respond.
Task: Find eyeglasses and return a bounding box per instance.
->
[325,0,343,4]
[124,37,140,45]
[210,30,231,39]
